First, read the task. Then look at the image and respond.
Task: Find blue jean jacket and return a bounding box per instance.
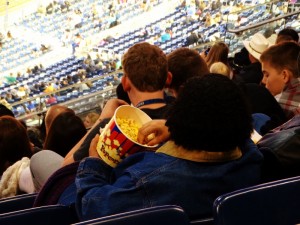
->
[75,139,263,221]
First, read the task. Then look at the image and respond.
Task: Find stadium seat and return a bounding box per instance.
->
[74,205,190,225]
[190,217,214,225]
[0,193,37,214]
[0,205,78,225]
[213,176,300,225]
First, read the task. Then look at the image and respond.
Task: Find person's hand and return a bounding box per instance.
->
[89,134,100,158]
[100,98,129,119]
[137,119,170,146]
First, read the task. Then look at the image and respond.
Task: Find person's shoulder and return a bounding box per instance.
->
[116,151,174,173]
[241,139,263,161]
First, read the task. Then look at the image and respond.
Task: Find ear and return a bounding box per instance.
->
[282,69,292,84]
[121,75,131,92]
[165,72,173,88]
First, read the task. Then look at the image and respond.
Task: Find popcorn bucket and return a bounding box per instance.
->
[96,105,157,167]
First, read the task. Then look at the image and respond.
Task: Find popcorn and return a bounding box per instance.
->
[116,117,141,142]
[96,105,158,168]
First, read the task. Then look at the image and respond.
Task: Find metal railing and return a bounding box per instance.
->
[14,70,122,126]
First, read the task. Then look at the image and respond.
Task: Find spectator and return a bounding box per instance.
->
[211,0,222,11]
[167,47,209,97]
[184,32,200,46]
[4,73,17,85]
[27,111,87,193]
[32,42,173,209]
[43,111,87,157]
[229,47,251,76]
[44,105,74,134]
[116,83,131,104]
[6,31,13,39]
[275,27,299,44]
[44,82,56,94]
[45,94,57,105]
[0,99,13,113]
[78,78,90,92]
[237,81,288,135]
[71,33,83,55]
[160,29,171,42]
[26,100,36,112]
[27,127,43,151]
[236,32,270,84]
[202,42,230,70]
[210,62,231,78]
[0,116,33,198]
[64,42,172,165]
[29,150,64,193]
[0,102,15,117]
[46,2,54,14]
[135,47,209,145]
[260,41,300,119]
[83,112,100,129]
[76,74,263,221]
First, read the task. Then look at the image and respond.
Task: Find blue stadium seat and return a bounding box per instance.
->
[190,217,214,225]
[74,205,190,225]
[0,193,37,214]
[213,176,300,225]
[0,205,78,225]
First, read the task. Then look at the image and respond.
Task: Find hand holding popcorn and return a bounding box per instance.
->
[89,134,101,158]
[137,119,170,146]
[96,106,158,167]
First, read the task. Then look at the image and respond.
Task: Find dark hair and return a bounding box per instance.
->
[276,27,299,44]
[166,74,252,151]
[260,41,300,78]
[122,42,168,92]
[230,47,251,71]
[45,105,74,133]
[0,104,14,117]
[27,127,43,149]
[0,116,33,175]
[167,47,209,94]
[43,111,87,157]
[116,83,131,104]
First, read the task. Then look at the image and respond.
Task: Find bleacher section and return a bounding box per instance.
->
[0,0,299,126]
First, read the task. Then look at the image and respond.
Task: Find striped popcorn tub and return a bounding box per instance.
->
[96,105,158,167]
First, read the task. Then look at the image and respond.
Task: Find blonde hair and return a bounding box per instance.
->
[84,112,100,128]
[205,42,229,69]
[210,62,230,78]
[86,112,99,124]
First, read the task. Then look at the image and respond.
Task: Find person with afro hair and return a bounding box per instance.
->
[75,74,263,221]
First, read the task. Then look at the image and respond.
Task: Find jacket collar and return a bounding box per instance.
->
[156,141,242,163]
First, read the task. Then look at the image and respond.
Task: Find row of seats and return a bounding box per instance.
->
[0,175,299,224]
[1,0,293,77]
[1,0,165,74]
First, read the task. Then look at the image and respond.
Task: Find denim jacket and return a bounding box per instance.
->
[75,139,263,221]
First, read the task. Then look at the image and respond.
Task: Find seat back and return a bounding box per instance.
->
[190,217,214,225]
[0,204,78,225]
[0,193,37,214]
[213,176,300,225]
[75,205,190,225]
